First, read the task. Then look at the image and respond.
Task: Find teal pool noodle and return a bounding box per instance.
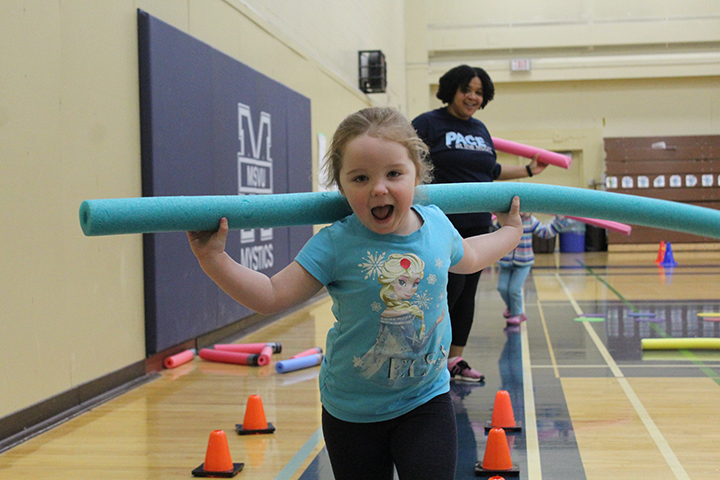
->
[79,182,720,239]
[79,190,352,236]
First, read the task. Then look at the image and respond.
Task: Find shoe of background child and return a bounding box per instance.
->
[502,308,511,318]
[448,357,485,382]
[506,314,527,325]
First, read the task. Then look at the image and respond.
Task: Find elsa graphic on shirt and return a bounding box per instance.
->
[356,253,444,381]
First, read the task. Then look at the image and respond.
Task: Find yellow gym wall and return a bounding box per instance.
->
[413,0,720,190]
[428,76,720,190]
[0,0,404,421]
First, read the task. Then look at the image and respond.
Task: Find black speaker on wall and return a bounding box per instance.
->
[358,50,387,94]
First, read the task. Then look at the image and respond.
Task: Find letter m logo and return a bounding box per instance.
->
[237,103,273,195]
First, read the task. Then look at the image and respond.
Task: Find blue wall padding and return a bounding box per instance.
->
[135,10,313,355]
[80,182,720,239]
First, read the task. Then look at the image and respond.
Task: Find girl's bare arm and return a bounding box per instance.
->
[450,196,523,274]
[188,218,323,315]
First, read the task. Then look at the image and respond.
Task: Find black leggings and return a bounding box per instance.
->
[448,225,491,347]
[322,393,457,480]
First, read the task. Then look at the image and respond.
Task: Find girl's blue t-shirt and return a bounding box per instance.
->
[295,204,464,423]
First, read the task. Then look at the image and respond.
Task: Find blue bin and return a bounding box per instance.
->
[559,232,585,253]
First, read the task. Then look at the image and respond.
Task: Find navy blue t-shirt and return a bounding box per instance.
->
[412,108,501,229]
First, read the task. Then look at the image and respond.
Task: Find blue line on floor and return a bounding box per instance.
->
[274,427,324,480]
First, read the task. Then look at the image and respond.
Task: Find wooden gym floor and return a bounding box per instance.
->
[1,245,719,479]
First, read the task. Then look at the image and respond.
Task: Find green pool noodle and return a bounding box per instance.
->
[79,182,720,238]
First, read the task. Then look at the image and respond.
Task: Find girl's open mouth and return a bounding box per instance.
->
[371,205,393,220]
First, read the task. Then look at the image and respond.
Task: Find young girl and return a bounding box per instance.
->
[495,213,567,325]
[187,107,522,480]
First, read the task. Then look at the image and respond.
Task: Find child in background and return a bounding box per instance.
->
[495,213,567,325]
[187,107,523,480]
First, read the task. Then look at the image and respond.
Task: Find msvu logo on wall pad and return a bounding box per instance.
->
[237,103,274,270]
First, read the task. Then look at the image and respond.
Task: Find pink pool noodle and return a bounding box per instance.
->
[290,347,323,359]
[258,345,273,365]
[493,212,629,235]
[213,342,282,354]
[491,137,571,169]
[163,348,196,369]
[199,348,267,366]
[566,216,632,235]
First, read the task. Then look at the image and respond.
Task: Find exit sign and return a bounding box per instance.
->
[510,59,531,71]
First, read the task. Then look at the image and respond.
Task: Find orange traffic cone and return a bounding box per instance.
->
[489,477,507,480]
[661,242,677,267]
[236,394,275,435]
[192,430,244,477]
[654,241,666,264]
[485,390,522,432]
[474,428,519,476]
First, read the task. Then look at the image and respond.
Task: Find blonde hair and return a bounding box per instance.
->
[322,107,433,190]
[378,253,425,319]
